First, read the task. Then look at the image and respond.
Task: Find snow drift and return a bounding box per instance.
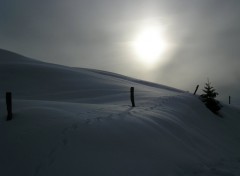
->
[0,49,240,176]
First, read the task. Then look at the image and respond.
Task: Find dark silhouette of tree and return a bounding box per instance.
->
[200,79,221,115]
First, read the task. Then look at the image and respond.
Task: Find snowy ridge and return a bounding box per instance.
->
[0,49,240,176]
[0,49,182,102]
[84,68,183,93]
[0,48,42,64]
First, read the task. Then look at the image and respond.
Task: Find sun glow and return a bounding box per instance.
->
[131,26,166,67]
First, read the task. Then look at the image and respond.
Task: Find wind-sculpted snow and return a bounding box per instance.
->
[0,49,240,176]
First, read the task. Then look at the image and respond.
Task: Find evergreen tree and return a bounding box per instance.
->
[200,79,221,114]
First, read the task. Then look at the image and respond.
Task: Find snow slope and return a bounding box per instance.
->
[0,49,240,176]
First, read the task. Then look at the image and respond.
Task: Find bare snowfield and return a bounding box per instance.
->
[1,49,240,176]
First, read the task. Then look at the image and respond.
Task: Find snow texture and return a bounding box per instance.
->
[0,49,240,176]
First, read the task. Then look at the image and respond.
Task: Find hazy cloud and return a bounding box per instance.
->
[1,0,240,104]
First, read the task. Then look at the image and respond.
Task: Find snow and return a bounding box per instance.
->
[0,49,240,176]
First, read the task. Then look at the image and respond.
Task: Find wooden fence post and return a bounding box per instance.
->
[6,92,12,121]
[229,96,231,105]
[193,85,199,95]
[130,87,135,107]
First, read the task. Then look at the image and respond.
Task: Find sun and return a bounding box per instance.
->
[131,27,165,67]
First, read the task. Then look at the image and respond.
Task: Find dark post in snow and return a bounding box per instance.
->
[130,87,135,107]
[229,96,231,105]
[193,85,199,95]
[6,92,12,121]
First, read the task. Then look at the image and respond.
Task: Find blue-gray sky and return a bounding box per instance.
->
[1,0,240,105]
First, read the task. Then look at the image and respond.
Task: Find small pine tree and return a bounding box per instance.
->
[200,79,221,114]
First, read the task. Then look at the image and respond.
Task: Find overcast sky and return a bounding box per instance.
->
[1,0,240,105]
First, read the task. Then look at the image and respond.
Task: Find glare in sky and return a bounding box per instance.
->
[131,25,167,68]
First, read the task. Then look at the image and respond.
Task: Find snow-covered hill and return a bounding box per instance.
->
[0,49,240,176]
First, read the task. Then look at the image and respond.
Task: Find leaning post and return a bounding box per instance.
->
[193,85,199,95]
